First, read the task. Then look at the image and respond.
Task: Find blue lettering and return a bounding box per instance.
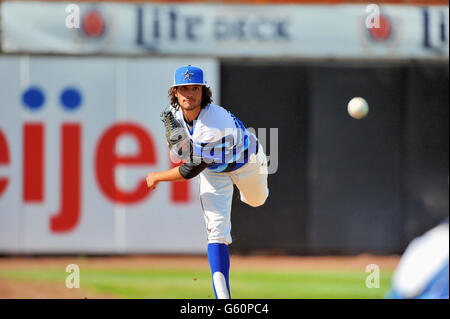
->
[169,8,177,39]
[235,20,246,40]
[275,20,289,40]
[186,17,203,40]
[423,8,448,52]
[423,8,431,48]
[136,6,144,45]
[153,7,160,39]
[135,6,157,50]
[251,20,269,41]
[214,19,228,40]
[440,11,447,43]
[213,17,290,42]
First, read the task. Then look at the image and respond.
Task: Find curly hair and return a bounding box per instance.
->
[168,86,213,110]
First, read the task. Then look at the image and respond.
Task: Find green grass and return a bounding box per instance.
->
[0,267,393,299]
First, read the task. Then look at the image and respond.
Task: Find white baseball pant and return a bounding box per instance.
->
[199,145,269,245]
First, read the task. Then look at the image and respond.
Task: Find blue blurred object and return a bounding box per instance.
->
[386,218,449,299]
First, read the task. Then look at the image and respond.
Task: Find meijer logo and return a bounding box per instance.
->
[0,86,190,234]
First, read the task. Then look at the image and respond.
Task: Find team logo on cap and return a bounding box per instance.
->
[183,71,194,81]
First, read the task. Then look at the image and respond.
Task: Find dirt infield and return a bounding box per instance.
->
[0,278,114,299]
[0,254,400,299]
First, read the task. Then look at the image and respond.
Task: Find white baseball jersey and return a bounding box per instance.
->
[172,103,258,172]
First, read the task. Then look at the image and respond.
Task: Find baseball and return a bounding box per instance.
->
[347,97,369,119]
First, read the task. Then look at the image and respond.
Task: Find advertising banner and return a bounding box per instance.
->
[1,2,448,58]
[0,56,220,253]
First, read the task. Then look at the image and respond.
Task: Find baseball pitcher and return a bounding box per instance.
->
[146,65,269,299]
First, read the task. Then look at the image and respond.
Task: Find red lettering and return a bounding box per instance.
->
[170,157,190,203]
[23,123,44,202]
[95,123,156,204]
[50,124,81,233]
[0,130,10,197]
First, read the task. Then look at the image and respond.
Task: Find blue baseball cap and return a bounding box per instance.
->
[172,65,205,87]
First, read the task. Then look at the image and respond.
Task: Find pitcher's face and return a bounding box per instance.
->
[175,85,203,111]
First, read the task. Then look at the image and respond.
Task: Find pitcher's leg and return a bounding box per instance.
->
[207,243,231,299]
[234,149,269,207]
[199,172,234,244]
[199,171,234,299]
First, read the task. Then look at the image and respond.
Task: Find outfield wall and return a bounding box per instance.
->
[0,57,447,254]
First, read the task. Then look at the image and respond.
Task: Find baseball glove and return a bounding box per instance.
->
[160,107,190,160]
